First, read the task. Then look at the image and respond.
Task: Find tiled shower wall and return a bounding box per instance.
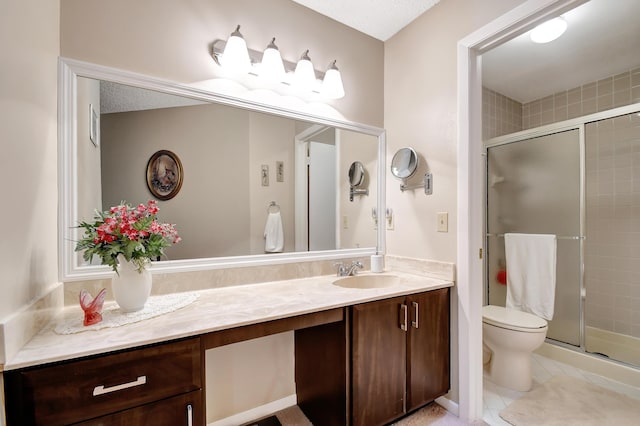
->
[482,87,523,140]
[522,67,640,130]
[585,112,640,339]
[483,66,640,139]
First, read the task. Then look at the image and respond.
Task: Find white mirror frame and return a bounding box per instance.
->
[59,58,386,281]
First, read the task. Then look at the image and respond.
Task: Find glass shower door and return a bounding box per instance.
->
[486,129,582,346]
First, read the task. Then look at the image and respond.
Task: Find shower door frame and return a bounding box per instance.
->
[483,101,640,357]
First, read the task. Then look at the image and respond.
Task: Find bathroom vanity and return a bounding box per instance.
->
[3,272,451,425]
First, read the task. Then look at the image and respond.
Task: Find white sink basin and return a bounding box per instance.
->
[332,274,400,289]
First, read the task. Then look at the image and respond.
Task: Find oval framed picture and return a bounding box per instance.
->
[146,150,183,200]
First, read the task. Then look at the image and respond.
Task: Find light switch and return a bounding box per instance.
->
[343,215,349,229]
[437,212,448,232]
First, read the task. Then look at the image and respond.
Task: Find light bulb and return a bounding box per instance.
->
[293,50,317,91]
[530,17,567,44]
[321,60,345,99]
[220,25,251,74]
[259,38,285,83]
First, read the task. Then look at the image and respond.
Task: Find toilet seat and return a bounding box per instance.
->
[482,305,547,333]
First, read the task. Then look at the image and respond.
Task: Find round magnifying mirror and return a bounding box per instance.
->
[391,147,418,179]
[348,161,365,187]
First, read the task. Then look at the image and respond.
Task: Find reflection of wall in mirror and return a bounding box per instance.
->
[248,113,295,255]
[339,130,378,249]
[76,78,103,266]
[101,103,257,261]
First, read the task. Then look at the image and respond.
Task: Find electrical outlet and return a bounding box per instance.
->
[437,212,448,232]
[343,215,349,229]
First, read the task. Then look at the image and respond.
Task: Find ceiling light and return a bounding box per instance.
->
[321,60,345,99]
[259,38,286,83]
[530,17,567,44]
[220,25,252,74]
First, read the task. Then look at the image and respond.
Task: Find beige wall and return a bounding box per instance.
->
[0,1,59,322]
[384,0,525,262]
[1,1,59,423]
[384,0,526,404]
[60,0,384,126]
[338,130,378,249]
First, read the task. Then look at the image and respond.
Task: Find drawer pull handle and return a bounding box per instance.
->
[92,375,147,396]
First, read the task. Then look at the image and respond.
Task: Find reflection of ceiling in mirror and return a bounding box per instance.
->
[100,80,206,113]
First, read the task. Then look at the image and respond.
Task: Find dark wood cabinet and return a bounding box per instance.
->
[74,390,202,426]
[350,288,450,426]
[406,289,450,412]
[4,338,203,426]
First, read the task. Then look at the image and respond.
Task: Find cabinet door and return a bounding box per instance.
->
[74,390,203,426]
[406,288,450,412]
[351,296,406,426]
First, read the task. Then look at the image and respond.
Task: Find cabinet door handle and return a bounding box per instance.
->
[411,301,419,329]
[92,375,147,396]
[400,304,408,331]
[187,404,193,426]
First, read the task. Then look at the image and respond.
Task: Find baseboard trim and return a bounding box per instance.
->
[436,396,459,416]
[208,394,297,426]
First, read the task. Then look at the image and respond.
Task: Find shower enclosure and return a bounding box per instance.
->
[485,105,640,368]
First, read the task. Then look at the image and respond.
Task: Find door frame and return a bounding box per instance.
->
[456,0,588,420]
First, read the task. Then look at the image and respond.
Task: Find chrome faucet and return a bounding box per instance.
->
[335,261,364,277]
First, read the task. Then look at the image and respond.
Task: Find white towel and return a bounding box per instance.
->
[264,211,284,253]
[505,233,557,320]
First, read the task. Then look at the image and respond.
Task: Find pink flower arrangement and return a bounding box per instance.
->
[76,200,180,273]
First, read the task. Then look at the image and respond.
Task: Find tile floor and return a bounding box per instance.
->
[482,353,640,425]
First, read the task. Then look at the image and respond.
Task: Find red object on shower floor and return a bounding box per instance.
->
[496,270,507,285]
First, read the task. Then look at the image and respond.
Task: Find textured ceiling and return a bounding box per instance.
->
[289,0,440,41]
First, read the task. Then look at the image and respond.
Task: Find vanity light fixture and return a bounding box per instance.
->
[211,26,345,99]
[219,25,252,74]
[293,50,317,91]
[530,17,567,44]
[259,38,286,83]
[321,60,345,100]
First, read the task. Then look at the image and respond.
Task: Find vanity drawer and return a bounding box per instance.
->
[5,337,202,425]
[74,390,203,426]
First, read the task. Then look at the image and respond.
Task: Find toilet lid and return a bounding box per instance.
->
[482,305,547,330]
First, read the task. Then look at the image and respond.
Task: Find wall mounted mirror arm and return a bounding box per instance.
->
[390,147,433,195]
[399,174,433,194]
[348,161,369,201]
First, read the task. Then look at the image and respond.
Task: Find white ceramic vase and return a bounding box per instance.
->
[112,255,152,312]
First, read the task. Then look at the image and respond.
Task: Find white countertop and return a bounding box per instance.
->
[4,271,452,370]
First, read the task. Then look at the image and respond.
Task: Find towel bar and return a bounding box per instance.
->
[486,233,584,240]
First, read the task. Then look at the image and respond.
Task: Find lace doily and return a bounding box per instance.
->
[54,292,199,335]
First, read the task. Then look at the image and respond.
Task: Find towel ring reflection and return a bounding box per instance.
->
[268,201,280,213]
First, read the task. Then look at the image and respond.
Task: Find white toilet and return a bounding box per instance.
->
[482,305,548,392]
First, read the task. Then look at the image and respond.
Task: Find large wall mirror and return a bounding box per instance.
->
[60,58,386,280]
